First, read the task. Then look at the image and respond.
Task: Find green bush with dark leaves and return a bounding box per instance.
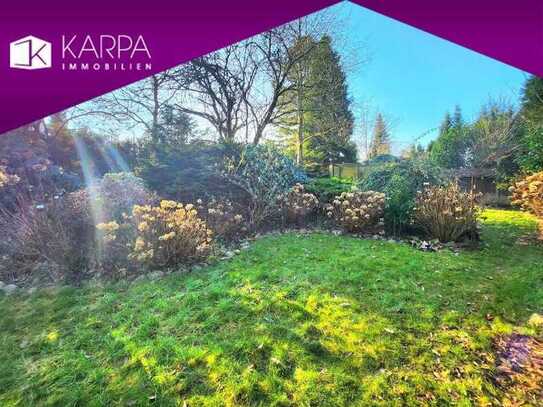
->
[305,177,354,204]
[135,142,241,203]
[223,144,307,230]
[359,158,443,235]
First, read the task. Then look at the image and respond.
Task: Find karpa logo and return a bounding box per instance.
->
[10,35,52,70]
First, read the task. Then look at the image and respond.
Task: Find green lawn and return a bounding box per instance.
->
[1,209,542,406]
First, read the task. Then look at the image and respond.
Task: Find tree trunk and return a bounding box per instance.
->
[296,83,304,166]
[151,75,160,143]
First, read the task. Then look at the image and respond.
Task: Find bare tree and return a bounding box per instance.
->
[247,12,345,147]
[170,42,258,144]
[467,98,520,167]
[72,4,361,149]
[352,100,374,161]
[85,72,180,143]
[169,25,315,146]
[170,8,350,147]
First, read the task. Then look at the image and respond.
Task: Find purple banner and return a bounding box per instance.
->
[0,0,542,134]
[0,0,339,134]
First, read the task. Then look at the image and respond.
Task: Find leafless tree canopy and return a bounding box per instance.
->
[74,4,357,146]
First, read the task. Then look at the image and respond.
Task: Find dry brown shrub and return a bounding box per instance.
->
[324,191,385,233]
[277,183,319,226]
[413,183,480,242]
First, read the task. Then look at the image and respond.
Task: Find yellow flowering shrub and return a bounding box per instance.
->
[510,172,543,238]
[96,221,120,243]
[96,219,134,271]
[129,200,213,267]
[277,183,319,225]
[196,198,247,242]
[325,191,385,233]
[413,183,481,242]
[0,166,19,189]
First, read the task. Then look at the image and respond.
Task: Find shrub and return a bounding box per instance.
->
[0,167,20,212]
[135,142,240,203]
[0,124,83,212]
[305,177,354,203]
[359,159,443,235]
[325,191,385,233]
[510,172,543,238]
[0,166,19,189]
[277,183,319,226]
[62,173,156,274]
[84,172,156,222]
[129,200,213,267]
[510,172,543,218]
[516,123,543,173]
[196,198,247,242]
[413,183,481,242]
[0,196,94,283]
[224,145,307,230]
[95,218,135,273]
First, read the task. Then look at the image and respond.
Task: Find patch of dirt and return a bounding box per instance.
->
[493,333,543,404]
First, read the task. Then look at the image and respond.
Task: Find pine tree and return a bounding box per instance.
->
[429,107,469,168]
[278,35,355,166]
[521,75,543,124]
[517,75,543,171]
[47,113,78,171]
[157,106,194,147]
[439,112,452,137]
[452,105,463,129]
[369,113,391,158]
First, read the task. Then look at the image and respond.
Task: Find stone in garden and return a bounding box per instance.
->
[1,284,17,295]
[133,274,146,282]
[171,266,188,275]
[147,270,164,280]
[0,281,5,289]
[32,261,63,283]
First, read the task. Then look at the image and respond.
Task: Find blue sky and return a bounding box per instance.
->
[340,3,529,155]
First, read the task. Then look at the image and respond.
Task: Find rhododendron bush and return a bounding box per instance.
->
[325,191,385,233]
[223,145,306,230]
[197,198,246,241]
[278,183,319,225]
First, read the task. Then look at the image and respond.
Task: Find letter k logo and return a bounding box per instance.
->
[10,35,52,70]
